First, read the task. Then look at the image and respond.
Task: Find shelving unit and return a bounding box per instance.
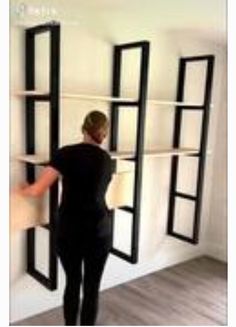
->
[14,20,214,290]
[167,55,215,244]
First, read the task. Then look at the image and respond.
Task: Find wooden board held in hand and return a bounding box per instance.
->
[10,192,47,232]
[10,171,133,232]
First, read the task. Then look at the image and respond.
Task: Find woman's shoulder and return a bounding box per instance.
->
[56,143,112,161]
[78,143,111,157]
[57,143,88,152]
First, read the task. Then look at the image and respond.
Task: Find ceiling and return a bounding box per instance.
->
[10,0,227,43]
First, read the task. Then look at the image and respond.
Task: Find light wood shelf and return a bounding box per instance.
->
[13,91,137,103]
[61,93,137,103]
[13,90,213,107]
[15,148,199,165]
[110,148,199,159]
[16,154,49,165]
[14,91,50,96]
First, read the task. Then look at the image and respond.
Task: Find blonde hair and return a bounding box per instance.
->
[82,111,109,144]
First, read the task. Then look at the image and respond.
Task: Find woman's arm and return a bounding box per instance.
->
[16,166,60,197]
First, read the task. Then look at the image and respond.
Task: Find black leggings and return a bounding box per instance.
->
[56,235,111,325]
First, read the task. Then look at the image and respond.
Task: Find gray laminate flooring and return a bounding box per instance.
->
[12,256,227,325]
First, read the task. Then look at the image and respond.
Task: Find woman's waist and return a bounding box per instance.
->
[58,201,109,216]
[55,210,112,239]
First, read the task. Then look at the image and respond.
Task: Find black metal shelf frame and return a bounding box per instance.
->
[109,41,150,263]
[25,22,60,290]
[167,55,215,244]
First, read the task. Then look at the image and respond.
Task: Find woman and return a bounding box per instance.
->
[17,111,114,325]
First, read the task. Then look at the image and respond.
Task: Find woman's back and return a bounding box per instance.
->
[50,142,113,238]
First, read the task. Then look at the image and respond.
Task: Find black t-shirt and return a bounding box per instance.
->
[49,142,113,239]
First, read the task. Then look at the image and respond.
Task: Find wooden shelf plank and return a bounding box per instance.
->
[15,148,199,165]
[12,91,213,107]
[61,93,137,103]
[16,154,49,165]
[14,91,50,96]
[13,91,137,103]
[146,148,199,157]
[148,99,203,107]
[110,148,199,159]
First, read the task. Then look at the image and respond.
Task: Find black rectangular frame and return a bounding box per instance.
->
[109,41,150,263]
[25,22,60,290]
[167,55,215,244]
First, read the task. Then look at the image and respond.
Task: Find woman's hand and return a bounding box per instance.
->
[12,166,60,198]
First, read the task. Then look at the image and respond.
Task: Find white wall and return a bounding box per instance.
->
[10,3,227,324]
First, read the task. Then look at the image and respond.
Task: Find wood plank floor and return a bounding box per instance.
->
[12,256,227,326]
